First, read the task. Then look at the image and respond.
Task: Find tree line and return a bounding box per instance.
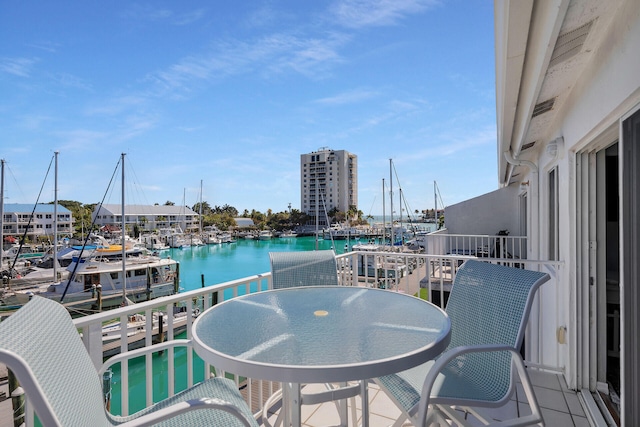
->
[55,200,370,238]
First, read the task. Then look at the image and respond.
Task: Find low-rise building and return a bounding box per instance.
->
[1,203,73,242]
[92,204,199,233]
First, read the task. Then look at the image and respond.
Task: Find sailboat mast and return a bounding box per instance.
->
[434,181,438,229]
[53,151,58,282]
[121,153,126,304]
[399,188,403,245]
[389,159,394,246]
[315,186,319,251]
[382,179,385,244]
[0,159,4,259]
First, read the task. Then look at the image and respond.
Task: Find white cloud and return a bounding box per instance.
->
[124,5,205,26]
[315,89,378,105]
[27,41,60,53]
[84,95,148,117]
[330,0,438,29]
[174,9,206,26]
[0,57,38,77]
[146,32,347,96]
[50,72,93,91]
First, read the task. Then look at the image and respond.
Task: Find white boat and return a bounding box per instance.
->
[323,225,365,240]
[201,226,221,244]
[279,230,298,238]
[158,226,191,248]
[258,230,272,240]
[10,252,179,309]
[218,232,236,243]
[139,233,170,251]
[204,234,221,244]
[1,244,48,263]
[54,234,146,265]
[187,235,206,246]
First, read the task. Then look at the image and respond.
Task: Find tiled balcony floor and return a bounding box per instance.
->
[0,367,591,427]
[264,370,591,426]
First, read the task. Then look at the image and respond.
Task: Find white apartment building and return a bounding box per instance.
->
[92,204,199,233]
[1,203,73,242]
[300,148,357,227]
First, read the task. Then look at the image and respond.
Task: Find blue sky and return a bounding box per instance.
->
[1,0,497,217]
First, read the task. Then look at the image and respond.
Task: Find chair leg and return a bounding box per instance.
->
[391,413,409,427]
[422,405,450,426]
[261,388,284,427]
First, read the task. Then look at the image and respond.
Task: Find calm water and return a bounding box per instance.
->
[169,235,356,292]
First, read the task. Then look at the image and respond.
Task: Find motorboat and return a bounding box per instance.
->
[8,253,180,310]
[279,230,298,238]
[258,230,272,240]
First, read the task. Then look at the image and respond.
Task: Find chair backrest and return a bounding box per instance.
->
[444,260,550,400]
[269,250,339,289]
[0,296,110,426]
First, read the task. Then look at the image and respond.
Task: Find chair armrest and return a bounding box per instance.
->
[99,339,193,376]
[117,397,255,427]
[416,344,522,427]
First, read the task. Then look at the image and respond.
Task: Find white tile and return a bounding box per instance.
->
[557,374,571,392]
[539,407,574,425]
[527,370,562,390]
[572,415,591,427]
[564,391,586,417]
[518,401,533,416]
[302,402,342,427]
[368,389,404,421]
[534,387,569,413]
[367,412,403,427]
[294,369,586,427]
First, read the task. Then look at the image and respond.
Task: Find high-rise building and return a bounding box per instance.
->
[300,148,357,227]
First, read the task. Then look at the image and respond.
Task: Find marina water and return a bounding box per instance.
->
[170,235,351,292]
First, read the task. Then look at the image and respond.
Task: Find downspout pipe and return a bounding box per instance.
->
[504,148,542,363]
[503,148,539,256]
[503,149,538,174]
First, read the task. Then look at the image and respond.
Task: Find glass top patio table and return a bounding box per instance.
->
[192,286,451,384]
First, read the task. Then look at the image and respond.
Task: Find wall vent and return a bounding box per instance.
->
[533,98,555,117]
[549,20,593,68]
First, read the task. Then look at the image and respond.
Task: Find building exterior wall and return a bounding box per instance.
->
[516,1,640,388]
[1,203,73,241]
[92,204,199,233]
[444,184,521,236]
[493,1,640,421]
[300,148,357,225]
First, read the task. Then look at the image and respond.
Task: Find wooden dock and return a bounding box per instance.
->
[102,316,189,359]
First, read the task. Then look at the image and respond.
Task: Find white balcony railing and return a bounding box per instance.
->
[419,231,528,260]
[18,249,560,425]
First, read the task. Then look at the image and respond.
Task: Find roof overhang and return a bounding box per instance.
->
[495,0,570,185]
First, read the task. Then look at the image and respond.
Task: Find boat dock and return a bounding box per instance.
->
[102,316,189,359]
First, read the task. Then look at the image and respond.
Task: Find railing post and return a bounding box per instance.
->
[8,370,24,427]
[84,322,105,369]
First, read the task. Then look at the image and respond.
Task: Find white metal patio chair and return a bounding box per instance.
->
[374,259,550,427]
[263,250,358,427]
[269,249,340,288]
[0,296,258,427]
